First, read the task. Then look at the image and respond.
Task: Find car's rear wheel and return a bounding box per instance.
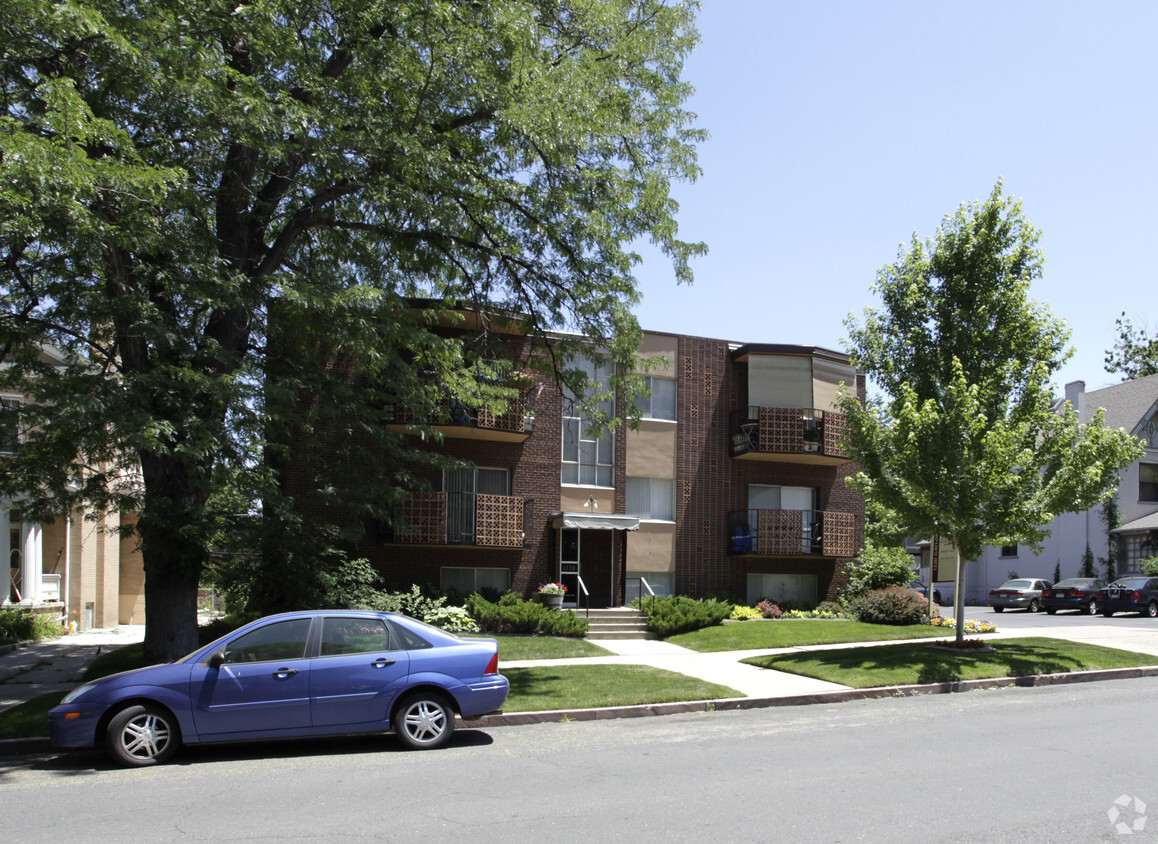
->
[1045,607,1057,615]
[106,704,180,767]
[1146,602,1158,619]
[1085,600,1097,615]
[992,606,1004,612]
[1028,599,1040,613]
[394,692,454,750]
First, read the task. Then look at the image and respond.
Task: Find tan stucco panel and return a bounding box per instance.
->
[635,333,678,377]
[560,488,615,513]
[626,523,676,572]
[626,420,677,477]
[119,512,145,625]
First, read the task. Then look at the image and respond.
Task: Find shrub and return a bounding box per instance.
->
[423,605,480,633]
[464,593,587,637]
[366,584,447,621]
[0,608,64,641]
[1141,557,1158,577]
[851,586,930,626]
[816,601,846,616]
[635,595,733,637]
[730,605,763,620]
[841,542,914,600]
[756,600,782,619]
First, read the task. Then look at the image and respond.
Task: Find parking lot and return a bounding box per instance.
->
[951,601,1158,659]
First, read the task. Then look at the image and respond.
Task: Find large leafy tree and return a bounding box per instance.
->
[1105,312,1158,381]
[0,0,705,660]
[839,183,1141,643]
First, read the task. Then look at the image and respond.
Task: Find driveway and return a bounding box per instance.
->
[955,603,1158,659]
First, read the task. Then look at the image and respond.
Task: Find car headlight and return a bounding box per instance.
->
[61,683,98,704]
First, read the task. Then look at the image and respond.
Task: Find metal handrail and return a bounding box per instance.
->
[575,575,589,618]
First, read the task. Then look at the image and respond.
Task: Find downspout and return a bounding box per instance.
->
[64,507,71,628]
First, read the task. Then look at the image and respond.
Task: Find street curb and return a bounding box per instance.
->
[6,664,1158,758]
[465,664,1158,727]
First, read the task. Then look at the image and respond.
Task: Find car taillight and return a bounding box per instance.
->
[1043,590,1053,597]
[484,652,499,675]
[1130,591,1142,601]
[988,591,997,597]
[1068,590,1082,598]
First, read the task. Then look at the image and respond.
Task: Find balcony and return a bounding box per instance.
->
[386,395,531,443]
[730,406,850,465]
[726,508,857,558]
[388,491,530,548]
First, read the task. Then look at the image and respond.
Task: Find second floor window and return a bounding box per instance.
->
[626,477,675,521]
[0,398,21,454]
[1141,464,1158,503]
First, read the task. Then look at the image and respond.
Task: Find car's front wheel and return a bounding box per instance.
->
[394,692,455,750]
[1146,602,1158,619]
[106,704,180,767]
[1102,610,1115,618]
[1085,600,1097,615]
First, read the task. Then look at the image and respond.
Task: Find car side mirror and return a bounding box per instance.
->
[209,651,226,669]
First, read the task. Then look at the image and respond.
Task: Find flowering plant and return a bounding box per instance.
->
[538,582,567,594]
[505,370,536,390]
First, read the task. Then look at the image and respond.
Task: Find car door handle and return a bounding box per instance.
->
[371,659,396,669]
[273,668,299,679]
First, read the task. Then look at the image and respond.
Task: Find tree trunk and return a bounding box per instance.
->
[954,555,968,646]
[138,450,212,663]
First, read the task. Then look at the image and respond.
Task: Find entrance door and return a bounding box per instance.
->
[583,531,614,607]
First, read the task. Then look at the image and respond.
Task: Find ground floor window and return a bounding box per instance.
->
[440,566,510,596]
[626,571,672,603]
[1120,533,1158,575]
[746,572,818,606]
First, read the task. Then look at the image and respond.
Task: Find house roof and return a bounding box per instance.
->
[1114,511,1158,534]
[1077,372,1158,433]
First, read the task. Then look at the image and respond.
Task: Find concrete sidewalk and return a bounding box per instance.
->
[4,619,1158,753]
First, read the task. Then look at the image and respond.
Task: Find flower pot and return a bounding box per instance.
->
[538,592,564,609]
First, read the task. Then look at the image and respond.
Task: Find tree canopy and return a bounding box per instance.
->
[1105,313,1158,381]
[0,0,705,660]
[838,183,1142,641]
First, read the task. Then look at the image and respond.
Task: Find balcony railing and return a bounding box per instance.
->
[730,406,849,464]
[726,508,857,557]
[389,491,530,548]
[386,395,531,441]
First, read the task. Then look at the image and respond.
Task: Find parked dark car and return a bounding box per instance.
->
[1098,577,1158,618]
[987,578,1052,612]
[1040,578,1107,615]
[908,579,942,605]
[49,610,509,767]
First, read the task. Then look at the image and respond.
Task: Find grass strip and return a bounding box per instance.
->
[0,692,65,740]
[743,636,1158,688]
[668,619,947,652]
[503,664,740,712]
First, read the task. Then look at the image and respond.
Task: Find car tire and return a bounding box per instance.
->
[933,591,942,605]
[992,606,1004,612]
[1147,602,1158,619]
[1085,600,1097,616]
[394,691,455,750]
[1045,607,1057,615]
[106,703,180,767]
[1102,610,1115,618]
[1028,599,1040,613]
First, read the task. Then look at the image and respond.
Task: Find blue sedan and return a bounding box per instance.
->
[49,610,509,767]
[1098,577,1158,618]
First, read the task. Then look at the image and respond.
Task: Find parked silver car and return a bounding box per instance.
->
[987,578,1052,612]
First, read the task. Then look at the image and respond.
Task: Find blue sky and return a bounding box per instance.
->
[632,1,1156,394]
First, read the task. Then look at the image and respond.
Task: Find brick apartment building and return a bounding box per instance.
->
[351,324,866,609]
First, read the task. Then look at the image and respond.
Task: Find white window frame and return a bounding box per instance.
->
[561,356,615,487]
[636,376,677,421]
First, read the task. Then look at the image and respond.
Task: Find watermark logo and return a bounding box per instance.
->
[1109,794,1148,835]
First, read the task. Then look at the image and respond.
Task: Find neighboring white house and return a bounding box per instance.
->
[958,375,1158,601]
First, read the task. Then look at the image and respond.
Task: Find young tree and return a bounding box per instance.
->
[0,0,705,661]
[839,183,1142,644]
[1080,545,1096,579]
[1099,499,1121,582]
[1105,313,1158,381]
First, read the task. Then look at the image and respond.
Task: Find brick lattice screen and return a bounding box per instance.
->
[474,494,525,547]
[395,492,448,544]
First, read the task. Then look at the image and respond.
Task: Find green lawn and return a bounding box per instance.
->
[471,635,612,661]
[0,692,66,740]
[668,619,947,652]
[743,636,1158,688]
[503,664,740,711]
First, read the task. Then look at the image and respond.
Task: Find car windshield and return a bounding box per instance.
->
[1000,580,1032,589]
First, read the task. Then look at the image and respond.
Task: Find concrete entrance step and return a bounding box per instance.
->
[575,607,656,641]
